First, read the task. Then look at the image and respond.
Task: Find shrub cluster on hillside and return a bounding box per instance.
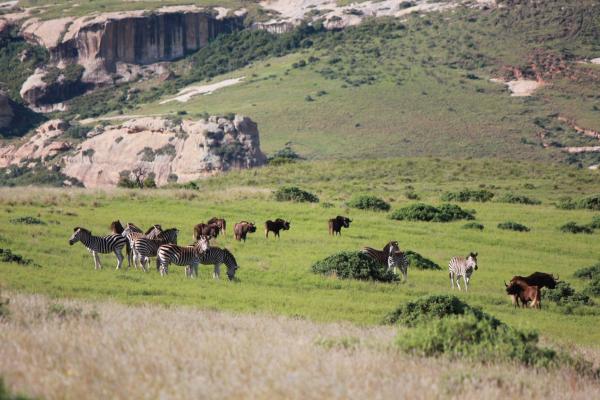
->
[389,203,474,222]
[543,281,593,306]
[0,164,82,188]
[497,221,530,232]
[9,216,45,225]
[574,264,600,280]
[346,195,390,211]
[273,186,319,203]
[311,251,398,282]
[560,222,594,234]
[462,222,484,230]
[556,195,600,211]
[441,189,494,202]
[385,295,573,368]
[268,145,302,165]
[0,248,38,267]
[497,193,541,205]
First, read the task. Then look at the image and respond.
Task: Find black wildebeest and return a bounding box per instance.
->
[328,216,352,236]
[207,217,226,234]
[193,223,220,240]
[265,219,290,238]
[234,221,257,242]
[505,271,558,308]
[505,279,541,309]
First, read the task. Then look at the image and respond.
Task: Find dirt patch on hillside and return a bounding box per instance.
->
[160,77,245,104]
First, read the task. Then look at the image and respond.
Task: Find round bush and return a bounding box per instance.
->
[404,250,441,270]
[560,222,593,234]
[497,221,530,232]
[583,278,600,297]
[347,195,390,211]
[574,263,600,280]
[543,281,593,306]
[578,194,600,211]
[441,189,494,202]
[273,186,319,203]
[463,222,484,230]
[389,203,474,222]
[311,251,397,282]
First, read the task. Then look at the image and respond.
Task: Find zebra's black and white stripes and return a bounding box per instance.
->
[195,246,239,281]
[156,237,210,277]
[387,246,409,282]
[69,227,128,270]
[448,252,478,291]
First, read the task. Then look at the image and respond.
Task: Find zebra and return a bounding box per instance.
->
[156,236,210,277]
[133,229,179,272]
[387,245,409,282]
[363,241,400,266]
[448,252,478,291]
[122,224,160,270]
[192,246,239,281]
[69,227,128,270]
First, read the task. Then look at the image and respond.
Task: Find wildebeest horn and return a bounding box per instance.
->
[504,281,508,287]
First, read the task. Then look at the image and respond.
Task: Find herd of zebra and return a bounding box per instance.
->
[68,216,481,290]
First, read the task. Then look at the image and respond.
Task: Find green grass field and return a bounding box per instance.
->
[1,158,599,347]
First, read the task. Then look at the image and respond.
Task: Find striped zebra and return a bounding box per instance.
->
[193,246,239,281]
[362,241,400,266]
[448,252,478,291]
[122,224,160,270]
[69,227,128,270]
[387,246,409,282]
[156,236,210,277]
[133,229,179,272]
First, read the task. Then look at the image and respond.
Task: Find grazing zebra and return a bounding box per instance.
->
[362,241,400,266]
[133,232,179,272]
[69,227,128,270]
[191,246,239,280]
[448,252,478,291]
[156,236,210,277]
[387,246,409,282]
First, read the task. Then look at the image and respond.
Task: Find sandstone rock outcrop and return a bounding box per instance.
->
[0,119,70,167]
[0,91,14,129]
[62,115,266,188]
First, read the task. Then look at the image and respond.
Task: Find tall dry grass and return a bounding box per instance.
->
[0,292,599,400]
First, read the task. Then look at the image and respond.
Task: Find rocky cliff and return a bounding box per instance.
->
[62,115,266,187]
[17,7,245,106]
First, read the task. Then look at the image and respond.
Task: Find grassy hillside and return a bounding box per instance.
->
[1,158,599,347]
[62,1,600,165]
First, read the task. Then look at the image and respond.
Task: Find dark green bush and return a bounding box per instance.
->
[583,278,600,297]
[9,216,45,225]
[389,203,474,222]
[383,295,499,326]
[347,195,390,211]
[312,251,398,282]
[543,281,593,306]
[560,222,593,234]
[274,186,319,203]
[588,216,600,229]
[0,165,82,188]
[497,193,541,205]
[404,250,441,270]
[497,221,530,232]
[574,263,600,280]
[555,197,578,210]
[463,222,484,230]
[0,248,38,267]
[578,194,600,211]
[268,145,302,165]
[441,189,494,202]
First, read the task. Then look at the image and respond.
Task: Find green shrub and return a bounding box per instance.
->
[396,314,559,367]
[383,295,499,326]
[268,145,302,165]
[497,193,541,205]
[9,216,45,225]
[273,186,319,203]
[404,251,441,270]
[574,263,600,280]
[497,221,530,232]
[583,278,600,297]
[578,194,600,211]
[588,215,600,229]
[0,165,82,188]
[441,189,494,202]
[0,248,38,267]
[560,222,593,234]
[312,251,398,282]
[463,222,484,230]
[347,195,390,211]
[543,281,593,306]
[389,203,474,222]
[555,197,578,210]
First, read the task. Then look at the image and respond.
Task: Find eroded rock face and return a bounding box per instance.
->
[0,119,70,167]
[21,7,244,87]
[0,91,14,129]
[62,115,266,188]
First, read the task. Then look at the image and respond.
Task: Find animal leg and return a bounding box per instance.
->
[91,250,99,270]
[455,277,461,291]
[115,248,123,270]
[213,264,221,279]
[191,263,199,279]
[449,272,454,289]
[463,275,469,292]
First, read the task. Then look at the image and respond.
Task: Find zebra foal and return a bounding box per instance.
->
[387,246,409,282]
[69,227,128,270]
[448,252,478,291]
